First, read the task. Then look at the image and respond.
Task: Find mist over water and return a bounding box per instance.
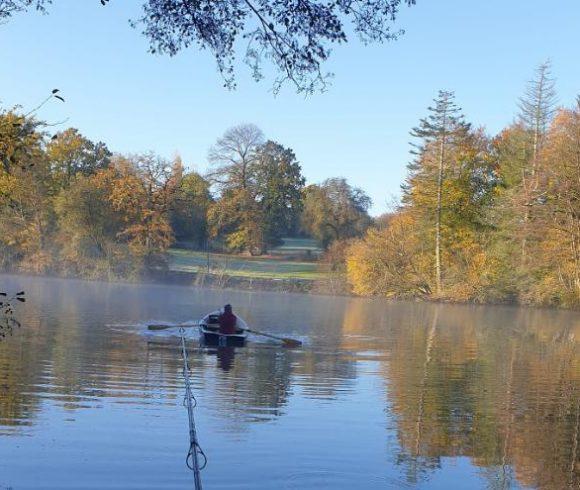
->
[0,274,578,489]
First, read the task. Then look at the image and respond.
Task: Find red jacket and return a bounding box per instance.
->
[219,312,237,334]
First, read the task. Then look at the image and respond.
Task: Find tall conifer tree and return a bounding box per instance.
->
[405,90,470,294]
[517,60,557,261]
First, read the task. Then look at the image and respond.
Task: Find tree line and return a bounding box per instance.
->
[0,116,372,279]
[2,61,578,308]
[346,62,580,308]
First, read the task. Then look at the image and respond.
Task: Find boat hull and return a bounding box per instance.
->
[199,310,248,347]
[200,330,247,347]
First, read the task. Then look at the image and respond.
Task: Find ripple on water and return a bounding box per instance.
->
[0,275,579,489]
[281,468,414,489]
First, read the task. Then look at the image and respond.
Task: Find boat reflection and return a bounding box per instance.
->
[0,275,578,489]
[216,346,236,372]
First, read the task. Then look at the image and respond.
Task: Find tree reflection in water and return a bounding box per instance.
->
[0,275,578,488]
[372,303,580,489]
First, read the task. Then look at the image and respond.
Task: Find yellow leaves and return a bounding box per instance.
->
[524,222,580,307]
[207,187,264,252]
[120,217,174,256]
[346,213,432,298]
[0,111,44,174]
[345,239,374,296]
[107,166,144,220]
[0,170,18,204]
[225,229,250,252]
[101,156,176,258]
[347,207,512,303]
[19,250,53,274]
[522,104,580,307]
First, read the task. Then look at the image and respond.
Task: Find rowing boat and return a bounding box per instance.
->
[199,310,248,347]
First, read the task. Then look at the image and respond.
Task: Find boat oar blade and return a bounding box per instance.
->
[244,328,302,348]
[147,324,173,330]
[282,338,302,348]
[147,323,198,331]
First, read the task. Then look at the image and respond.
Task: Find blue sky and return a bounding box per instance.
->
[0,0,578,215]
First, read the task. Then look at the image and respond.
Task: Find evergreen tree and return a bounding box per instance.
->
[518,60,558,169]
[253,141,305,245]
[405,90,471,294]
[516,60,558,261]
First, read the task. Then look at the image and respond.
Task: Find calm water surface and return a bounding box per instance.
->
[0,275,579,489]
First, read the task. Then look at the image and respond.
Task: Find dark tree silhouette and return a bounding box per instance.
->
[0,0,49,21]
[0,291,25,340]
[135,0,416,93]
[1,0,416,93]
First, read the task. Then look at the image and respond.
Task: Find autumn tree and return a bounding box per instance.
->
[108,154,177,268]
[302,177,371,247]
[347,212,432,297]
[208,126,305,253]
[518,61,557,177]
[207,124,262,252]
[348,125,499,302]
[0,110,44,174]
[0,164,54,272]
[0,111,54,271]
[46,128,111,190]
[208,186,265,254]
[53,169,128,277]
[527,99,580,306]
[488,124,533,296]
[489,63,559,297]
[404,90,471,295]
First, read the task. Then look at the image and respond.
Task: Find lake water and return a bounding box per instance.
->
[0,274,578,489]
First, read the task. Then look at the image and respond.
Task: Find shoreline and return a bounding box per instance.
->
[158,269,318,294]
[1,268,576,311]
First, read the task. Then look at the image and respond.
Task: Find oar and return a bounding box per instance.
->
[148,322,199,331]
[242,328,302,348]
[148,323,302,348]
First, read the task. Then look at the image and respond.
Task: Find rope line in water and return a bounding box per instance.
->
[180,327,206,490]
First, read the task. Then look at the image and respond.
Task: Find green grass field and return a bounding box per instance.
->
[168,247,327,281]
[268,237,323,257]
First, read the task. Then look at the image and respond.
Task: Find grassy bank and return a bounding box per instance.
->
[167,248,327,281]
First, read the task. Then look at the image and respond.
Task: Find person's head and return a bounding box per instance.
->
[224,304,232,314]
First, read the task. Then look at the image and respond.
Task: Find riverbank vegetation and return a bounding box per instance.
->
[346,63,580,308]
[1,62,578,308]
[0,115,370,281]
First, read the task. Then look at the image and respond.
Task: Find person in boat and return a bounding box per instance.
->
[218,304,237,335]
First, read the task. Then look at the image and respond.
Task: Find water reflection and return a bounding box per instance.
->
[0,275,578,489]
[380,303,580,489]
[216,346,236,371]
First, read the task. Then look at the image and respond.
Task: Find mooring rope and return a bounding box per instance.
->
[179,327,206,490]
